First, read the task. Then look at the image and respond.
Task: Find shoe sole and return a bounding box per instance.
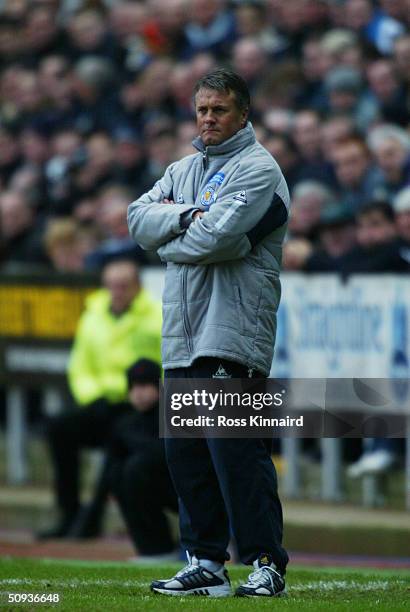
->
[151,586,231,597]
[235,588,287,598]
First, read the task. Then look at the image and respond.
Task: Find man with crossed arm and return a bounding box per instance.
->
[128,69,289,598]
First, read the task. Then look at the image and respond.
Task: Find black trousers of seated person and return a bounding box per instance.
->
[45,399,132,525]
[164,357,289,574]
[108,451,178,555]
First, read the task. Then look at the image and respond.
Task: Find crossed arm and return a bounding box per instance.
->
[128,162,288,265]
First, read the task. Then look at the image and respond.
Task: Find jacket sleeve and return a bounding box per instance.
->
[67,313,102,406]
[157,163,289,265]
[127,162,199,251]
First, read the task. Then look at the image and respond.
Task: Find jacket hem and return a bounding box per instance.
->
[162,348,270,376]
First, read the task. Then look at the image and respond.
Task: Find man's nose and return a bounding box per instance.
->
[203,111,216,122]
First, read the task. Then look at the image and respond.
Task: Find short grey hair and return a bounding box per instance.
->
[292,181,335,204]
[74,57,115,90]
[367,124,410,153]
[394,186,410,214]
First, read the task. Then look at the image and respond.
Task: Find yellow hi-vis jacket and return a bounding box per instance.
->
[68,287,162,405]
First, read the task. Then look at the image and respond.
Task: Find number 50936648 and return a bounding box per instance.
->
[8,593,60,603]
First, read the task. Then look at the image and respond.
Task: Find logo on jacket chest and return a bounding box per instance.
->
[200,172,225,209]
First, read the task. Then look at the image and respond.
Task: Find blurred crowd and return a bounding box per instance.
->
[0,0,409,273]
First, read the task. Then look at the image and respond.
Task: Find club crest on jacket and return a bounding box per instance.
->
[200,172,225,209]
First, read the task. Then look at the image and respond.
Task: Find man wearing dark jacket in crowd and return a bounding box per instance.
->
[107,359,178,561]
[341,200,410,275]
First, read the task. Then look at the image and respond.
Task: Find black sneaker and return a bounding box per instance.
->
[235,553,286,597]
[151,553,231,597]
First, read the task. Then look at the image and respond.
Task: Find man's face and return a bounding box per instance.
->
[396,210,410,242]
[357,210,396,248]
[332,142,369,187]
[129,383,159,412]
[321,224,357,258]
[293,112,320,157]
[373,138,407,177]
[195,87,248,146]
[103,261,140,315]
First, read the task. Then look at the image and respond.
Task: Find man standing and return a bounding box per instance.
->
[39,258,162,539]
[128,69,289,597]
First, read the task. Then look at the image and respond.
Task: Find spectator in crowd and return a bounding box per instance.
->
[11,69,46,129]
[44,128,85,216]
[288,181,335,241]
[232,0,286,56]
[36,56,75,135]
[0,190,46,268]
[86,184,146,269]
[393,33,410,88]
[340,200,410,274]
[291,110,335,185]
[262,108,294,135]
[344,0,405,54]
[108,0,149,75]
[142,0,188,58]
[231,37,268,92]
[263,132,300,191]
[394,186,410,258]
[70,56,124,135]
[320,115,357,160]
[111,126,147,194]
[38,258,162,539]
[24,3,67,65]
[44,217,100,272]
[320,29,362,73]
[366,58,410,126]
[305,202,357,272]
[138,125,179,194]
[323,66,379,132]
[66,8,119,64]
[298,34,327,109]
[0,127,22,187]
[367,124,410,201]
[331,137,383,211]
[183,0,236,59]
[107,359,178,562]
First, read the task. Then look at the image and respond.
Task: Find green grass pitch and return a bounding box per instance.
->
[0,558,409,611]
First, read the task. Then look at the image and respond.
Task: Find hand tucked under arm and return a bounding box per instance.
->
[127,162,198,250]
[158,212,252,264]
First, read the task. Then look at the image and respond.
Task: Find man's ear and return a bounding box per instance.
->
[241,108,249,128]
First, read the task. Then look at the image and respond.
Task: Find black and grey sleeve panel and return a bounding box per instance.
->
[246,192,288,248]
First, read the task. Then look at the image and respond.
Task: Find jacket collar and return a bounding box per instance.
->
[192,122,255,156]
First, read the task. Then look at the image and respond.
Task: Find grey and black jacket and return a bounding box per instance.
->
[128,123,289,375]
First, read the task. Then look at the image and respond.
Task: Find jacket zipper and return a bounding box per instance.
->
[180,147,207,354]
[181,268,193,353]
